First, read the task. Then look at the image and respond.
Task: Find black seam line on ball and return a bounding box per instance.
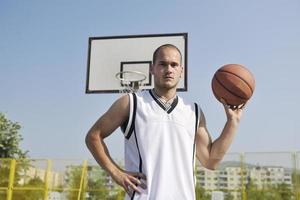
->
[214,74,248,100]
[218,70,254,94]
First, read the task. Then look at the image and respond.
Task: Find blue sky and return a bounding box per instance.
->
[1,0,299,160]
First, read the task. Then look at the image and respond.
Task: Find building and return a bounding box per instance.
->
[196,163,293,199]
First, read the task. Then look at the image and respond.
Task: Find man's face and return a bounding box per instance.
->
[151,47,183,90]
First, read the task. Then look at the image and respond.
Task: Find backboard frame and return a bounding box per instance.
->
[86,33,188,94]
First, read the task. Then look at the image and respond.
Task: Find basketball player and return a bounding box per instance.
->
[85,44,245,199]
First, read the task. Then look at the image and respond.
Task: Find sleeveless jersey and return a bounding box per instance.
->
[123,90,200,200]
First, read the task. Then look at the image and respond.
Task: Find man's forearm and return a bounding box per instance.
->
[208,119,239,167]
[85,133,120,177]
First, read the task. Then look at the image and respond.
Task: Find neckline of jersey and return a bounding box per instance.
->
[149,90,178,114]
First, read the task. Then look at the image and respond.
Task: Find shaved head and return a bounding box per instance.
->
[152,44,182,65]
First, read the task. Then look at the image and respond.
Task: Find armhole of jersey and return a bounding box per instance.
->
[193,102,200,186]
[123,93,137,139]
[194,103,200,133]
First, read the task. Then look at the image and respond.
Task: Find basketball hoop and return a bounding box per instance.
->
[115,70,147,93]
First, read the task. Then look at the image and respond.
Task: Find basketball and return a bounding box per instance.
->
[211,64,255,106]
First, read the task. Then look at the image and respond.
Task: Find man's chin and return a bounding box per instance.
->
[160,83,178,90]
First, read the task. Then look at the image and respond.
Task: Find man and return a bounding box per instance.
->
[85,44,245,199]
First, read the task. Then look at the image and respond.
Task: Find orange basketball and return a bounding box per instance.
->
[211,64,255,106]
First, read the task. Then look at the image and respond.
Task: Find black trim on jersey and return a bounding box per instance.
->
[149,90,178,114]
[135,132,143,173]
[131,191,136,199]
[167,97,178,114]
[126,93,137,140]
[131,129,143,200]
[149,90,165,110]
[192,103,199,186]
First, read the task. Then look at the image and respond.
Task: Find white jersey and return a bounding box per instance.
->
[123,90,200,200]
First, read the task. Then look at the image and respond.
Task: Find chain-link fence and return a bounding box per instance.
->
[0,152,299,200]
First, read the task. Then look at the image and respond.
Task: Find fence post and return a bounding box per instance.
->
[44,159,52,200]
[6,159,16,200]
[240,153,247,200]
[294,152,300,200]
[77,160,87,200]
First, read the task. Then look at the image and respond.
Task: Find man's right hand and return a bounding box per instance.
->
[112,170,147,197]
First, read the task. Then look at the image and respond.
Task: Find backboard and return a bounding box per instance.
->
[86,33,188,93]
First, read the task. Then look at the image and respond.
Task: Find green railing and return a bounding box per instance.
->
[0,152,299,200]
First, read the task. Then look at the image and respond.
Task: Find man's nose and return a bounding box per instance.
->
[165,64,173,72]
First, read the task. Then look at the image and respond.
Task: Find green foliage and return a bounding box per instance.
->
[86,166,118,200]
[0,159,43,200]
[275,183,294,200]
[195,183,211,200]
[65,165,83,200]
[222,190,235,200]
[64,165,119,200]
[0,159,10,187]
[0,113,31,195]
[0,114,39,199]
[0,113,28,159]
[12,177,45,200]
[245,180,294,200]
[292,169,300,194]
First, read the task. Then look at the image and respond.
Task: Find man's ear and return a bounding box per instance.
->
[150,64,154,74]
[180,65,183,78]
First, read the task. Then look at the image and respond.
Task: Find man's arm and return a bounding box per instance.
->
[195,102,245,170]
[85,95,146,196]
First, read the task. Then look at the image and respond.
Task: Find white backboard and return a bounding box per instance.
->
[86,33,188,93]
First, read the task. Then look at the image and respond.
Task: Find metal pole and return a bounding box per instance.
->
[7,159,16,200]
[77,160,87,200]
[240,153,247,200]
[294,152,300,200]
[44,159,52,200]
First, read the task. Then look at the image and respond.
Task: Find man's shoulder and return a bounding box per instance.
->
[135,90,150,98]
[177,95,202,113]
[177,95,196,105]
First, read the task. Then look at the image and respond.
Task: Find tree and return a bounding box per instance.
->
[246,179,294,200]
[275,183,294,200]
[222,190,235,200]
[0,113,28,159]
[0,113,29,190]
[65,165,85,200]
[12,177,45,200]
[85,166,113,200]
[64,164,113,200]
[245,180,267,200]
[195,183,211,200]
[292,169,300,197]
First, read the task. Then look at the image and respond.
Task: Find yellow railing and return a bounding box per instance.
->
[7,159,16,200]
[0,152,299,200]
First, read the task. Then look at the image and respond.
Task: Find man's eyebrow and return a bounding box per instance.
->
[158,60,167,64]
[157,60,180,65]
